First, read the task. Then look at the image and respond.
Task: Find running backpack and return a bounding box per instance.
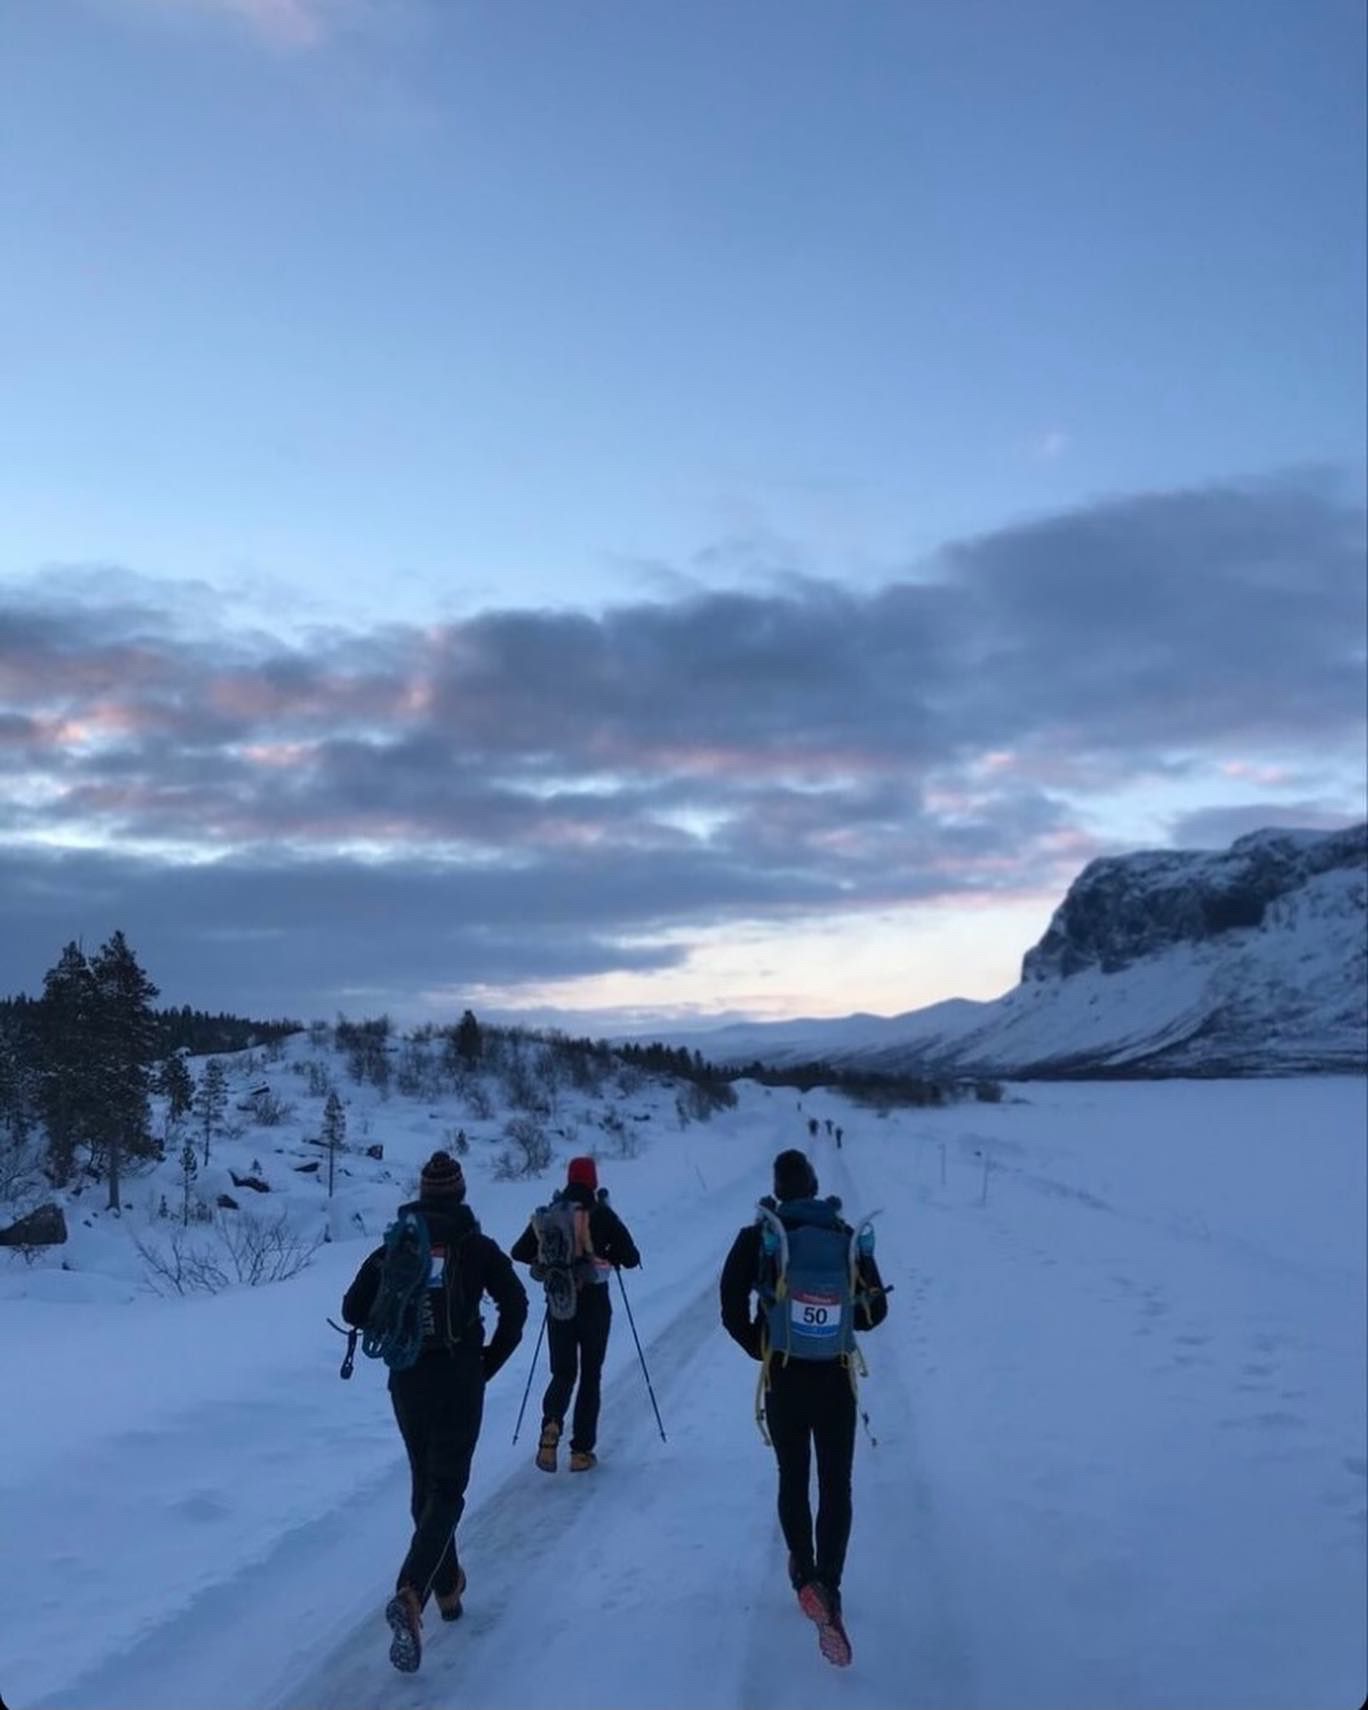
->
[756,1198,875,1362]
[360,1209,467,1370]
[530,1196,594,1321]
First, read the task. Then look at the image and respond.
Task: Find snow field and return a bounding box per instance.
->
[3,1062,1364,1710]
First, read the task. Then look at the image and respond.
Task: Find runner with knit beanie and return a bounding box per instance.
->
[510,1155,641,1472]
[341,1150,527,1674]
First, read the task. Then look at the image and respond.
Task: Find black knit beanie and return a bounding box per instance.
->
[773,1148,817,1202]
[420,1150,466,1201]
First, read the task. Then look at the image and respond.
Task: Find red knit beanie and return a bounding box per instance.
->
[567,1156,598,1192]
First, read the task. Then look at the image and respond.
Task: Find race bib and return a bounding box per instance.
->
[790,1292,842,1334]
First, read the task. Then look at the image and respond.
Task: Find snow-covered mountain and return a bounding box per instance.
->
[705,824,1368,1078]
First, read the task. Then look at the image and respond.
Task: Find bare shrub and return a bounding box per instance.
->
[397,1042,440,1100]
[134,1208,321,1296]
[247,1087,295,1127]
[682,1078,737,1122]
[597,1109,641,1160]
[218,1207,322,1285]
[502,1057,549,1115]
[491,1148,522,1182]
[501,1114,551,1177]
[133,1228,229,1296]
[463,1079,495,1121]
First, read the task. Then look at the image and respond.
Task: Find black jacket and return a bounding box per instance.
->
[342,1198,528,1380]
[509,1182,641,1271]
[719,1199,888,1362]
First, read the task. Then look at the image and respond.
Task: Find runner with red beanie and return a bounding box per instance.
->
[510,1155,640,1472]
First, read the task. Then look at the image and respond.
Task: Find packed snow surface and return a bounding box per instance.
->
[3,1049,1364,1710]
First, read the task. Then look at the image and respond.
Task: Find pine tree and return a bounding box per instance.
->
[455,1009,483,1067]
[194,1058,228,1167]
[321,1090,345,1198]
[178,1137,199,1227]
[35,941,98,1186]
[156,1053,194,1124]
[89,932,161,1212]
[0,1009,37,1149]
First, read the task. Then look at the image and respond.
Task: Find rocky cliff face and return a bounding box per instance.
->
[1021,825,1367,983]
[703,824,1368,1079]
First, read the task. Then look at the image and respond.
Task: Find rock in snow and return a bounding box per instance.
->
[0,1203,69,1247]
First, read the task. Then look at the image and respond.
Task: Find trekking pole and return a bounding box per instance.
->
[615,1267,667,1441]
[512,1308,547,1444]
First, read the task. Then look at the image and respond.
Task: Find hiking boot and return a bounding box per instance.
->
[434,1567,467,1623]
[568,1449,597,1472]
[797,1580,852,1668]
[385,1586,423,1674]
[535,1419,560,1473]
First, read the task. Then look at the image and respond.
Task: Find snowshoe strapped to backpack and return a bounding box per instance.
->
[530,1197,594,1321]
[361,1207,469,1371]
[757,1198,872,1362]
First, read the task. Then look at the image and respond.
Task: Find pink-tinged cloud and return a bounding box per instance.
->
[923,787,980,816]
[240,741,319,769]
[205,666,420,729]
[1035,827,1106,862]
[161,0,332,49]
[1220,760,1295,787]
[50,702,168,745]
[613,739,891,784]
[0,643,178,705]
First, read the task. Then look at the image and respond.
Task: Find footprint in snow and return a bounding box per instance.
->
[1217,1411,1306,1433]
[173,1491,231,1523]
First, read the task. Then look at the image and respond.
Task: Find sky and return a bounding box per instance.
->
[0,0,1365,1029]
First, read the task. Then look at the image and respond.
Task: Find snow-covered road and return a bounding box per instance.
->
[6,1077,1365,1710]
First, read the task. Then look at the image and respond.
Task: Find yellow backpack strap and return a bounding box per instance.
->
[842,1340,869,1401]
[754,1340,774,1444]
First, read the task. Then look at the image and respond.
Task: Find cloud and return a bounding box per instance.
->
[1168,803,1365,849]
[2,473,1364,1012]
[1030,429,1071,462]
[134,0,348,49]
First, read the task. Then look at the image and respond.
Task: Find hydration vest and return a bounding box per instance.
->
[756,1197,874,1362]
